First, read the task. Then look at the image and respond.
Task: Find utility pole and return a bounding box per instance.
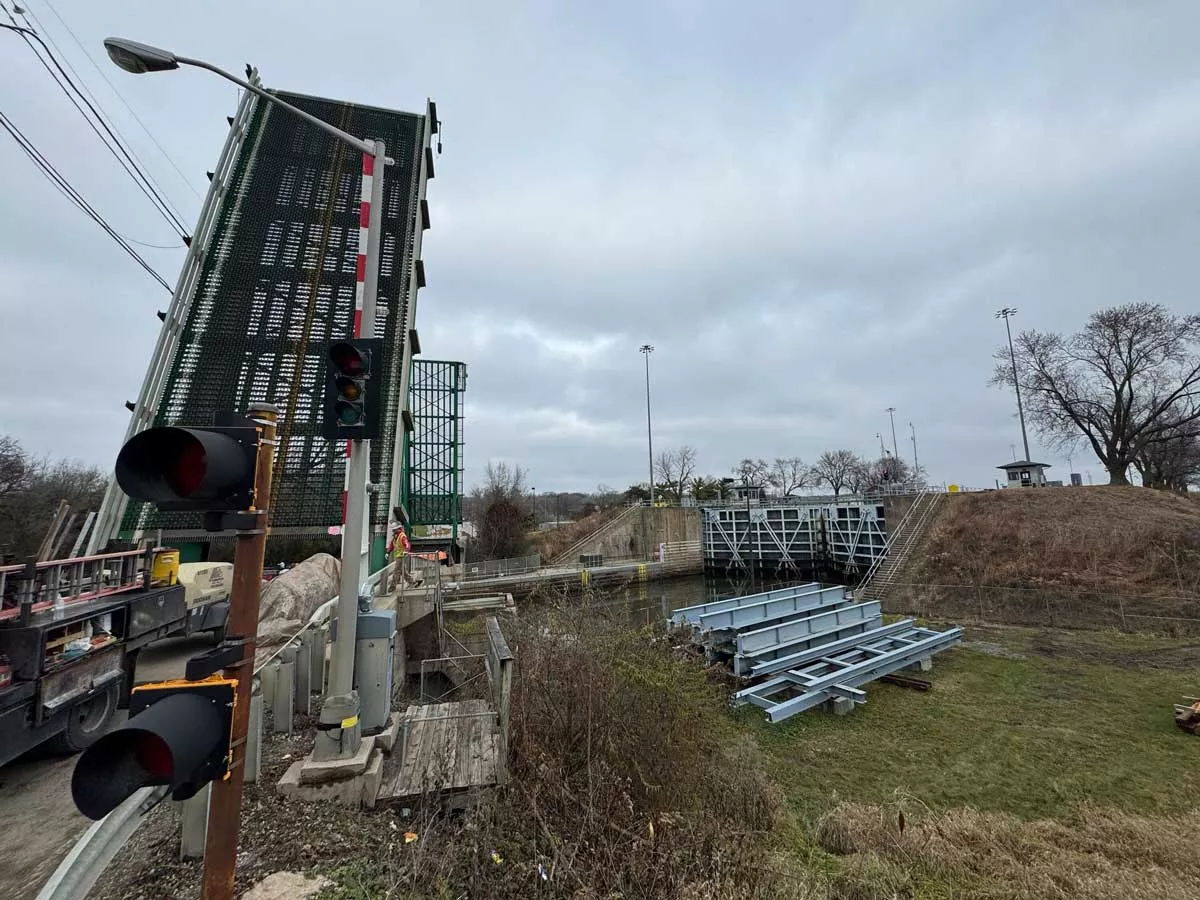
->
[886,407,899,458]
[995,308,1032,462]
[203,403,278,900]
[640,345,655,505]
[909,421,919,474]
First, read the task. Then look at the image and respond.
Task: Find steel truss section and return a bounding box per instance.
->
[735,625,963,723]
[697,585,848,634]
[106,89,433,544]
[702,500,889,575]
[734,599,879,656]
[671,582,819,627]
[403,359,466,539]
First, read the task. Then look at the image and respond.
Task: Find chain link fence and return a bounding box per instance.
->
[884,582,1200,635]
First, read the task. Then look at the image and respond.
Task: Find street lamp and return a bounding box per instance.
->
[104,37,388,763]
[995,307,1032,462]
[909,421,920,474]
[886,407,899,458]
[639,344,655,506]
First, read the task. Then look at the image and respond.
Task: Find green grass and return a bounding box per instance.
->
[743,624,1200,822]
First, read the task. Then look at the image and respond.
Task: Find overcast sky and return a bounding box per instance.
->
[3,1,1199,493]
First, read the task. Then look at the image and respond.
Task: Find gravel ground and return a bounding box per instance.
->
[89,714,411,900]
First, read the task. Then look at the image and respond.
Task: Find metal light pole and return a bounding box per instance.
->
[886,407,899,458]
[876,433,887,457]
[995,307,1032,462]
[640,345,655,505]
[909,421,920,474]
[104,38,390,761]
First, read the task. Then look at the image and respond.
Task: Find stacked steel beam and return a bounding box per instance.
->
[670,583,961,723]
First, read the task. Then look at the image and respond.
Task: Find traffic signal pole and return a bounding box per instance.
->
[320,138,387,761]
[201,402,278,900]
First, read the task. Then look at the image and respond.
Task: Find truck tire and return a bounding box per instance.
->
[49,682,120,754]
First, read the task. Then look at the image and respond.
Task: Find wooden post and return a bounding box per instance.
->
[201,403,278,900]
[486,617,514,784]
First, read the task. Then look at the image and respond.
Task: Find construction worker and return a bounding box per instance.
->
[387,525,417,586]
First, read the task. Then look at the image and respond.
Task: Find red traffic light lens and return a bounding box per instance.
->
[167,439,206,498]
[330,342,367,377]
[134,733,173,778]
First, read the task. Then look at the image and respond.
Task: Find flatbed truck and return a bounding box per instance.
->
[0,547,229,765]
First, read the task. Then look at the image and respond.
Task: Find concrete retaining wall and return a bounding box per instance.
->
[575,507,701,562]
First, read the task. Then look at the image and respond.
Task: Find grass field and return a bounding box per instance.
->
[744,623,1200,898]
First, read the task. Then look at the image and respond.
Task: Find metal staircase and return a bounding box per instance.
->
[855,490,943,602]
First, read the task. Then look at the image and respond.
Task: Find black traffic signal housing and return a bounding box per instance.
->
[115,418,259,514]
[323,338,382,440]
[71,677,237,820]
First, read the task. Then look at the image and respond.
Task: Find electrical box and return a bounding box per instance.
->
[354,609,396,734]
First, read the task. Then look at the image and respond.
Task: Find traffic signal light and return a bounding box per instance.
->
[115,422,258,512]
[324,338,382,440]
[71,677,236,819]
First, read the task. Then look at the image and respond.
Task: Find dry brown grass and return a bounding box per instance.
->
[529,507,622,562]
[889,488,1200,630]
[816,798,1200,899]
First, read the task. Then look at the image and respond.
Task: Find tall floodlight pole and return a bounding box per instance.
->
[104,38,391,767]
[886,407,899,457]
[876,433,887,457]
[909,421,920,474]
[996,307,1032,462]
[640,345,655,505]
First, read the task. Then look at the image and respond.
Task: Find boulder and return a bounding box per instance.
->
[255,553,339,660]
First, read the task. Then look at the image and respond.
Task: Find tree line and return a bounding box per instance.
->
[625,446,924,503]
[0,436,107,561]
[994,302,1200,489]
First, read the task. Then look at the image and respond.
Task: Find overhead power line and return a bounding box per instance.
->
[24,0,204,201]
[1,14,191,238]
[0,108,173,292]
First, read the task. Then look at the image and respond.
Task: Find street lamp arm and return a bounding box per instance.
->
[175,56,378,157]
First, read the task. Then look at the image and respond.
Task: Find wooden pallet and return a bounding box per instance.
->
[378,699,499,802]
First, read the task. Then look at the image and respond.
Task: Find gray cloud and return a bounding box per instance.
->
[3,1,1200,496]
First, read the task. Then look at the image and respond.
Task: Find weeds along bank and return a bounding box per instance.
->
[93,599,1200,899]
[889,487,1200,632]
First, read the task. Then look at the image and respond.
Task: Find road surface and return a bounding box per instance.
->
[0,634,213,900]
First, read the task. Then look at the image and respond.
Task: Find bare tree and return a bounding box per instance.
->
[993,302,1200,485]
[0,436,30,497]
[859,454,914,494]
[1134,414,1200,491]
[472,461,534,560]
[731,457,770,488]
[0,439,106,559]
[654,445,697,503]
[811,450,859,497]
[769,457,811,496]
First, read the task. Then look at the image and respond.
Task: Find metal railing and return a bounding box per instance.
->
[462,553,540,580]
